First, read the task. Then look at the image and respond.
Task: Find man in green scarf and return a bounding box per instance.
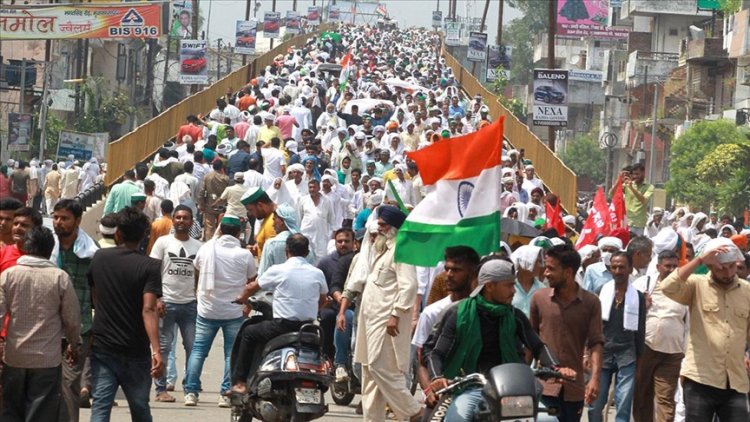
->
[423,258,576,421]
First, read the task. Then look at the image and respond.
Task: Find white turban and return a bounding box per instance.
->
[702,237,744,264]
[652,228,679,254]
[598,237,623,251]
[511,245,543,273]
[578,244,599,261]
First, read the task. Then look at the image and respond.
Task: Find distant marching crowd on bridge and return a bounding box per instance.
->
[1,23,750,422]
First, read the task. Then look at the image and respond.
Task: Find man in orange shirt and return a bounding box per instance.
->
[236,87,256,111]
[146,200,174,255]
[176,116,204,144]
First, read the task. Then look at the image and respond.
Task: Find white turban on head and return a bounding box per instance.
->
[652,228,679,254]
[511,245,543,273]
[701,237,743,264]
[597,237,623,251]
[578,244,599,261]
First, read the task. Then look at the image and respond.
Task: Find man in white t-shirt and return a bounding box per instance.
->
[184,215,257,407]
[260,137,286,178]
[412,246,479,407]
[150,205,203,402]
[229,233,328,395]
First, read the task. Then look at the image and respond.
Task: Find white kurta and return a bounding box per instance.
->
[297,194,335,261]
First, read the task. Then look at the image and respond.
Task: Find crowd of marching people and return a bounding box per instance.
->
[1,23,749,422]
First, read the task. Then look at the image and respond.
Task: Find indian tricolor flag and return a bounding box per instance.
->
[395,117,504,266]
[339,50,352,93]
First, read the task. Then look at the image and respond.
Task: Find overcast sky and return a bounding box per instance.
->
[199,0,521,49]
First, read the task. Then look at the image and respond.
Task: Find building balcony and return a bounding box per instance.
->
[681,38,730,65]
[626,51,679,86]
[620,0,712,23]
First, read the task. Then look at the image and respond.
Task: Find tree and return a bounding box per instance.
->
[503,0,549,85]
[668,119,749,212]
[489,66,526,121]
[559,134,606,186]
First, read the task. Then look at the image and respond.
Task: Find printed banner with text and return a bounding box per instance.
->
[307,6,321,25]
[486,45,512,82]
[0,3,162,40]
[467,32,487,62]
[532,69,568,127]
[179,40,208,85]
[286,11,300,35]
[264,11,280,39]
[234,20,257,55]
[557,0,627,39]
[8,113,32,152]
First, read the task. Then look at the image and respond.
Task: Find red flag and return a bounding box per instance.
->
[609,178,627,231]
[546,200,565,237]
[576,186,611,249]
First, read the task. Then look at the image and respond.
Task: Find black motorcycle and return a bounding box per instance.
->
[425,364,568,422]
[229,292,332,422]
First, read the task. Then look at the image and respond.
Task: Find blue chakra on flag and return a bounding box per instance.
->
[457,181,474,217]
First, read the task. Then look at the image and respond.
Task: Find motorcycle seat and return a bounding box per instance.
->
[262,331,321,355]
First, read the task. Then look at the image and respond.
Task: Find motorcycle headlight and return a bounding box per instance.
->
[500,395,534,418]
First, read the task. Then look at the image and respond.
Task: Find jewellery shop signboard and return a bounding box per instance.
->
[0,3,162,40]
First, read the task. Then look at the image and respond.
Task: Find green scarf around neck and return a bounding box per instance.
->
[443,294,520,379]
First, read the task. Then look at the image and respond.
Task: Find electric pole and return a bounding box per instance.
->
[547,0,557,152]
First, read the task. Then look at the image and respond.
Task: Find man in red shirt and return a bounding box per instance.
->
[0,207,43,273]
[276,106,300,140]
[176,115,204,144]
[0,198,23,248]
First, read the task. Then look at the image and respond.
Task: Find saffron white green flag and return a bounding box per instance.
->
[395,117,504,266]
[339,50,352,92]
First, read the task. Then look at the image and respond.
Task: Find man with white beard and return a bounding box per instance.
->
[316,103,345,131]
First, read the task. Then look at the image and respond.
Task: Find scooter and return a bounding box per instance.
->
[229,292,333,422]
[425,364,567,422]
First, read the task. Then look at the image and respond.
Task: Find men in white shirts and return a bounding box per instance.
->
[184,215,257,407]
[291,98,313,142]
[632,250,687,422]
[260,137,286,179]
[297,180,335,262]
[150,206,203,403]
[521,164,544,198]
[386,165,415,207]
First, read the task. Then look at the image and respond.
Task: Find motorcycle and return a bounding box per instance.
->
[425,364,568,422]
[229,292,333,422]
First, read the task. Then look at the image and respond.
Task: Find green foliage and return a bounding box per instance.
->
[30,112,65,159]
[503,0,549,85]
[489,66,526,121]
[719,0,742,14]
[75,77,136,134]
[559,134,606,185]
[668,119,749,213]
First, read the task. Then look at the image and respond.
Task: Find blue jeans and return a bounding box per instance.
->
[184,315,243,396]
[90,349,152,422]
[588,361,636,422]
[446,386,485,421]
[333,308,353,365]
[167,329,177,386]
[154,301,197,392]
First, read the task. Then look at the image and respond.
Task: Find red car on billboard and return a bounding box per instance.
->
[182,56,206,73]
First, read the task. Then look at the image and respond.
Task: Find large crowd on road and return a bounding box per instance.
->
[1,23,749,422]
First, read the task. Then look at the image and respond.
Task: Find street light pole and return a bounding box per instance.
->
[648,82,659,183]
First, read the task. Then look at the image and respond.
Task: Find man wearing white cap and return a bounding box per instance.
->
[521,164,543,198]
[660,238,750,421]
[645,207,666,238]
[583,237,623,295]
[425,258,575,421]
[258,113,281,145]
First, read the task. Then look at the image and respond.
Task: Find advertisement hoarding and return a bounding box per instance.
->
[7,113,32,152]
[445,20,460,46]
[234,20,257,55]
[0,3,162,40]
[57,130,109,161]
[286,11,300,35]
[307,6,320,25]
[169,1,192,39]
[264,11,280,39]
[467,32,487,62]
[179,39,208,85]
[533,69,568,127]
[432,11,442,28]
[329,6,341,22]
[557,0,627,39]
[486,45,512,82]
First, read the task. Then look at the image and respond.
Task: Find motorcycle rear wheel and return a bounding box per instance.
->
[330,383,355,406]
[230,407,252,422]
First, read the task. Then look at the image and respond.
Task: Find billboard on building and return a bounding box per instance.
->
[286,11,300,35]
[57,130,109,161]
[264,11,280,39]
[0,3,162,40]
[179,40,208,85]
[467,32,487,62]
[307,6,321,25]
[432,11,442,28]
[557,0,627,39]
[169,1,192,39]
[7,113,32,152]
[532,69,568,127]
[234,20,257,55]
[486,45,512,82]
[445,20,460,46]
